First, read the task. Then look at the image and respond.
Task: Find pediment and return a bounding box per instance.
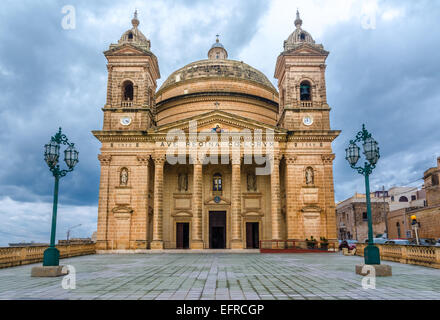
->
[284,44,329,56]
[172,211,193,217]
[243,211,264,217]
[104,44,150,56]
[205,196,230,205]
[154,110,286,135]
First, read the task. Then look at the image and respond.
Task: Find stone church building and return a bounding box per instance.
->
[93,11,340,251]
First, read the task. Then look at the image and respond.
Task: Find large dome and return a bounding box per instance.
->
[157,59,277,95]
[155,57,279,127]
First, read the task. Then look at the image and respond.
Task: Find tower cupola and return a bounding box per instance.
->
[116,10,151,51]
[208,35,228,60]
[284,10,323,52]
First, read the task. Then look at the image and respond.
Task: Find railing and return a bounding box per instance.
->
[260,240,337,253]
[121,101,133,108]
[356,243,440,269]
[300,101,313,108]
[0,243,96,269]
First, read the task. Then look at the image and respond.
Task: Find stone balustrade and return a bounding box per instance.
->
[356,243,440,269]
[0,244,96,269]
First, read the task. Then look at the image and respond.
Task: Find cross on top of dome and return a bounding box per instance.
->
[294,9,303,29]
[132,9,140,28]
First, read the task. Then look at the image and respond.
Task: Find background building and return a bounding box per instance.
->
[387,187,426,211]
[336,193,389,242]
[388,157,440,240]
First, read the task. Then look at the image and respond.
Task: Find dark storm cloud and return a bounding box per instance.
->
[325,0,440,200]
[0,0,269,245]
[0,0,438,245]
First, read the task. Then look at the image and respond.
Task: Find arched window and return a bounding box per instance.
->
[399,196,408,202]
[128,32,134,40]
[300,33,306,41]
[300,81,311,101]
[396,222,401,238]
[432,174,439,186]
[123,81,134,101]
[213,173,222,192]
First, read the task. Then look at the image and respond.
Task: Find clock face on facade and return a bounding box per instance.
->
[303,116,313,126]
[120,116,132,126]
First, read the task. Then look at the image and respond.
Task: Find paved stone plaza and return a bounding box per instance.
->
[0,253,439,300]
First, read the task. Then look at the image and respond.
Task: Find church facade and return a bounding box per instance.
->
[93,11,340,251]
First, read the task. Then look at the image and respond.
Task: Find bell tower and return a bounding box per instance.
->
[102,11,160,131]
[275,10,330,131]
[275,11,340,244]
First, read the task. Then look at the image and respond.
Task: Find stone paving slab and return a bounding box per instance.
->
[0,253,439,300]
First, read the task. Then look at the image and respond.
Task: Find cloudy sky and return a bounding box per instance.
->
[0,0,439,246]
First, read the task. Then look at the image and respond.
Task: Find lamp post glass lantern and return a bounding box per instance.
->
[43,128,79,267]
[345,124,381,265]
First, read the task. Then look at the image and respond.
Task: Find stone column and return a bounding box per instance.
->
[96,154,112,250]
[285,155,302,240]
[271,155,282,241]
[191,159,204,249]
[151,154,165,250]
[322,154,337,241]
[231,156,243,249]
[132,156,150,249]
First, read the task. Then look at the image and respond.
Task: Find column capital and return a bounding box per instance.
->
[285,155,297,165]
[189,156,204,165]
[137,155,150,166]
[232,155,242,165]
[152,154,166,165]
[322,154,336,165]
[270,153,282,165]
[98,154,112,166]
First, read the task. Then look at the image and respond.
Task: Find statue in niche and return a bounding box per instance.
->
[178,173,188,192]
[305,167,314,186]
[247,173,257,192]
[120,168,129,186]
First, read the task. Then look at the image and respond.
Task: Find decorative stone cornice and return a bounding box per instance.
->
[156,91,278,112]
[98,154,112,166]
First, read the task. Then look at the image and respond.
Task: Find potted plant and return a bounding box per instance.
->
[320,237,329,251]
[306,236,317,249]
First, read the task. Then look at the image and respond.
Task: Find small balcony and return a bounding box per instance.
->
[300,101,313,108]
[121,101,134,108]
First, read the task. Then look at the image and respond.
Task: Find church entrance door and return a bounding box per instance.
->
[209,211,226,249]
[246,222,260,249]
[176,223,190,249]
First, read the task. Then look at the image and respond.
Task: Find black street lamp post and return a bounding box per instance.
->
[42,128,79,267]
[346,124,381,265]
